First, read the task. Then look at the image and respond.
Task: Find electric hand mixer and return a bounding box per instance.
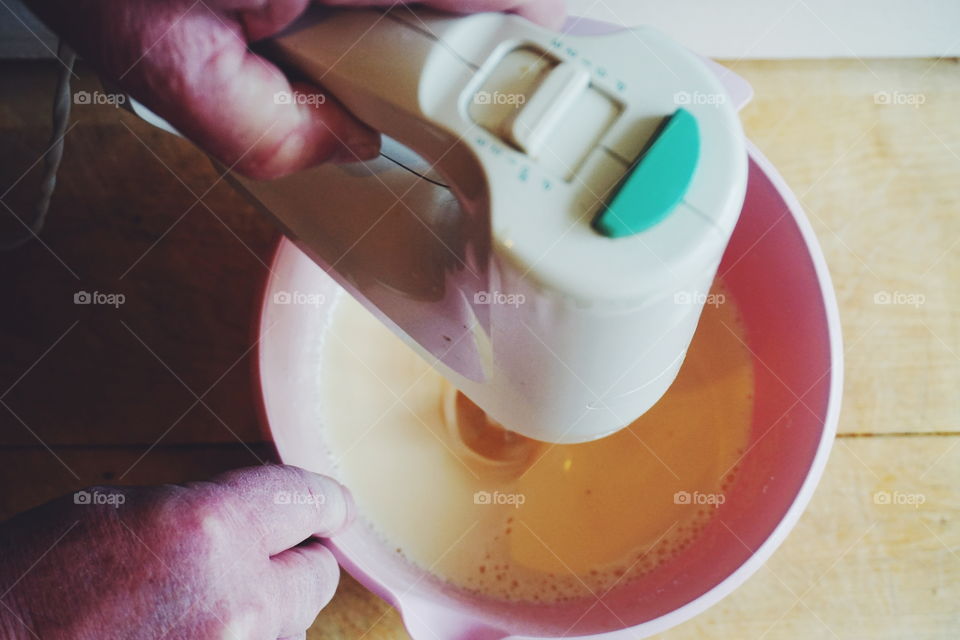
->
[232,5,748,445]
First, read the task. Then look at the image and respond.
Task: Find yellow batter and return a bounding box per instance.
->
[320,284,753,603]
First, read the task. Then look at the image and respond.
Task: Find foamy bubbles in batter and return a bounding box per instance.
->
[319,285,753,604]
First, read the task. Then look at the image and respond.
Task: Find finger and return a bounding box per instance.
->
[209,465,355,554]
[226,0,565,35]
[118,3,380,179]
[271,540,340,637]
[233,0,313,41]
[423,0,566,29]
[322,0,567,29]
[501,0,567,30]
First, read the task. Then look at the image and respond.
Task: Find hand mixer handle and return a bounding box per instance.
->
[265,7,489,201]
[260,7,748,444]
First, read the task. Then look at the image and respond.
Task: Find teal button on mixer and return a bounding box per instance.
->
[593,108,700,238]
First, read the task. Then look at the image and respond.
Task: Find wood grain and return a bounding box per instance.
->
[0,56,958,639]
[305,436,960,640]
[0,444,272,519]
[734,58,960,436]
[0,61,277,448]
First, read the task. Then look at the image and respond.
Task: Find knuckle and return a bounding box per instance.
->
[213,590,276,639]
[216,611,259,640]
[233,135,302,181]
[170,486,243,550]
[194,609,267,640]
[193,502,239,548]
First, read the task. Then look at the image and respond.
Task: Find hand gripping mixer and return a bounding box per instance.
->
[233,6,748,445]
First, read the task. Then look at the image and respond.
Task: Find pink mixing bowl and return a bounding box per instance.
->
[254,140,843,639]
[113,13,842,637]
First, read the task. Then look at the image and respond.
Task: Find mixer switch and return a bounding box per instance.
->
[506,62,590,157]
[593,108,701,237]
[468,47,621,180]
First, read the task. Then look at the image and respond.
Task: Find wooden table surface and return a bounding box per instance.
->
[1,55,958,639]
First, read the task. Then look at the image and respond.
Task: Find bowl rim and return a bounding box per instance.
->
[252,140,844,639]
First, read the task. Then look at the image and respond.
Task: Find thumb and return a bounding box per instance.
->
[37,0,381,179]
[136,3,380,178]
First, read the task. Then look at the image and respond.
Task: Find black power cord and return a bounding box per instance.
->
[1,39,76,251]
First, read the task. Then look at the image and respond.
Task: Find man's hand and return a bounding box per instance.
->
[0,465,355,640]
[26,0,566,179]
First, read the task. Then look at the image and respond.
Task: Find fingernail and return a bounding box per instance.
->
[341,484,357,525]
[331,122,381,164]
[331,140,380,164]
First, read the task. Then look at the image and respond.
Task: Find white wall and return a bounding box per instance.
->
[566,0,960,58]
[2,0,958,59]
